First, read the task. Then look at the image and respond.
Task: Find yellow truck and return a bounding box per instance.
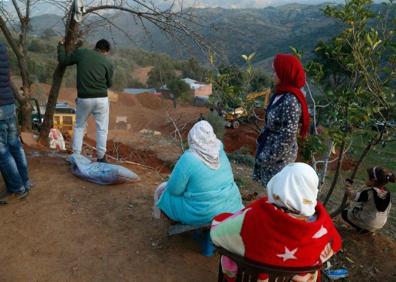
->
[224,88,271,128]
[52,102,76,137]
[31,101,76,137]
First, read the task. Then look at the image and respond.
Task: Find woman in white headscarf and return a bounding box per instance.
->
[210,163,342,282]
[153,121,244,225]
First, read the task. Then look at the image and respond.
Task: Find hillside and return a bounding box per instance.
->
[29,3,343,66]
[29,3,395,66]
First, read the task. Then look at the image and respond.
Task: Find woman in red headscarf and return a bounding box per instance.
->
[253,54,310,187]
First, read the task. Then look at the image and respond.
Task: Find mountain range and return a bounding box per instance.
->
[29,3,345,68]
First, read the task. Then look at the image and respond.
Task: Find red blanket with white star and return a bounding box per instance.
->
[212,197,342,281]
[240,198,342,268]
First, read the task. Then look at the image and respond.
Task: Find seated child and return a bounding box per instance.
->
[210,163,342,282]
[343,167,393,233]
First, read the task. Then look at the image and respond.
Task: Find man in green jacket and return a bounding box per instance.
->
[58,39,114,162]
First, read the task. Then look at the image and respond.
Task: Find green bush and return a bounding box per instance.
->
[205,111,225,140]
[227,147,255,167]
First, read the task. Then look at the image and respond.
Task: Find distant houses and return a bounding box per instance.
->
[122,88,161,96]
[122,78,212,105]
[180,78,212,98]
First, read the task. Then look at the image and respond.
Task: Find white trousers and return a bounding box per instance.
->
[73,97,109,159]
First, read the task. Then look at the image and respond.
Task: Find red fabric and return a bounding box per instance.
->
[273,54,310,138]
[241,197,342,270]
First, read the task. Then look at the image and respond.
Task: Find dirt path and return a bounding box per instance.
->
[0,152,217,282]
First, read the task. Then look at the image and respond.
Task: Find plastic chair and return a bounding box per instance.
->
[217,248,322,282]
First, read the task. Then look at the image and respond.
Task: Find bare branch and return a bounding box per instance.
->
[167,111,185,152]
[11,0,24,23]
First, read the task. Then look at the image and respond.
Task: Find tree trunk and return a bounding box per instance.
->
[38,7,79,144]
[19,55,33,131]
[323,140,345,206]
[318,140,334,190]
[38,65,67,144]
[330,140,373,217]
[0,15,32,131]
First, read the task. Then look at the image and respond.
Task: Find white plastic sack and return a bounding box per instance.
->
[49,128,66,151]
[68,154,140,185]
[73,0,86,22]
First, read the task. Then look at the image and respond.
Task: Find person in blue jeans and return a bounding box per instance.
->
[0,43,30,202]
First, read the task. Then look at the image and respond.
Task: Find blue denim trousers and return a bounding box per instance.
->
[0,114,30,194]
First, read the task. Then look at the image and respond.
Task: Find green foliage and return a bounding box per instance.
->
[147,63,178,88]
[127,78,145,88]
[209,64,245,110]
[209,54,270,117]
[180,58,209,82]
[250,70,271,92]
[28,39,56,53]
[234,176,247,189]
[227,147,255,167]
[112,69,130,91]
[299,134,326,162]
[205,111,226,140]
[7,36,210,91]
[307,0,396,152]
[40,28,58,40]
[168,79,191,101]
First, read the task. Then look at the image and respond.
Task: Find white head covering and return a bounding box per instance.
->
[188,121,221,170]
[267,163,319,217]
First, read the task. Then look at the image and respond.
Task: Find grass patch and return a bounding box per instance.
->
[350,135,396,191]
[227,147,255,167]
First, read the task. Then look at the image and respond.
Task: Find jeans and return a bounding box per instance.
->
[0,115,30,194]
[73,97,109,159]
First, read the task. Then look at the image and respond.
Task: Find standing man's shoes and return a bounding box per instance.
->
[97,156,108,163]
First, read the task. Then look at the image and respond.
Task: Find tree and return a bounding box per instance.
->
[250,70,271,92]
[305,0,396,216]
[181,57,209,82]
[38,0,210,144]
[41,28,58,40]
[208,53,270,121]
[168,79,191,101]
[147,63,178,88]
[0,0,34,130]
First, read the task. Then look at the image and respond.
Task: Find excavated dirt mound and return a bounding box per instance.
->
[31,83,206,137]
[83,137,172,173]
[106,140,171,173]
[224,125,259,154]
[32,83,77,106]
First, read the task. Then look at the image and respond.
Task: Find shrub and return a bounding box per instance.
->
[205,111,225,140]
[227,147,255,167]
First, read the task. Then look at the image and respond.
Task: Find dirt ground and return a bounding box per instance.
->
[3,86,393,281]
[0,147,396,282]
[0,150,218,282]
